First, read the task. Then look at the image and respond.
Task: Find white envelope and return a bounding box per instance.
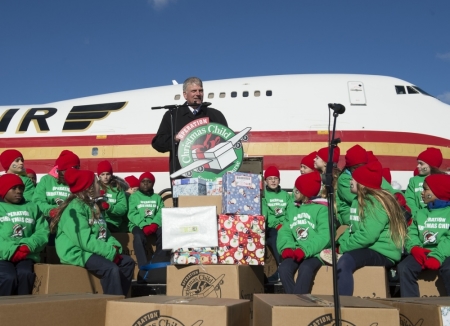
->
[162,206,218,250]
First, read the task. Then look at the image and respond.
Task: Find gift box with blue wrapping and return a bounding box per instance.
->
[172,178,207,198]
[222,172,261,215]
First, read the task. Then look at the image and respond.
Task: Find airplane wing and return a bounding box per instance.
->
[170,159,213,179]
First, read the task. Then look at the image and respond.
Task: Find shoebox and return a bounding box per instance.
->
[172,178,207,198]
[372,297,450,326]
[207,177,222,195]
[130,283,166,297]
[171,247,219,264]
[162,206,218,250]
[222,172,261,215]
[305,266,390,298]
[0,293,123,326]
[416,269,447,297]
[218,214,265,265]
[104,296,250,326]
[178,194,223,215]
[33,264,103,295]
[253,294,399,326]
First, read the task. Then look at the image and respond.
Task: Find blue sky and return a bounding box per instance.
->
[1,0,449,105]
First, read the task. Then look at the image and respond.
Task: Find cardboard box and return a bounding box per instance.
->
[373,297,450,326]
[172,178,207,198]
[417,269,447,297]
[308,266,390,298]
[0,293,123,326]
[178,195,223,215]
[171,247,219,264]
[218,214,265,265]
[238,156,263,175]
[222,172,261,215]
[33,263,103,295]
[105,295,250,326]
[253,294,399,326]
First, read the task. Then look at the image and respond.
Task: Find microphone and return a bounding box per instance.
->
[328,103,345,114]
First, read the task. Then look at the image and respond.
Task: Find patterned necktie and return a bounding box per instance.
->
[193,109,198,116]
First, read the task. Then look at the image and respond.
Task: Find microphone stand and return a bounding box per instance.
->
[325,103,345,326]
[151,102,212,207]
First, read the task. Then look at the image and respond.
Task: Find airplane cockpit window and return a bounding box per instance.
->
[395,86,406,94]
[407,86,419,94]
[254,91,261,97]
[412,86,433,97]
[231,91,237,98]
[219,92,226,98]
[243,91,249,97]
[266,90,272,96]
[208,93,214,99]
[174,94,181,100]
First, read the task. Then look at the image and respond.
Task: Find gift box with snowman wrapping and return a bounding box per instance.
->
[217,214,265,265]
[171,247,219,265]
[222,172,261,215]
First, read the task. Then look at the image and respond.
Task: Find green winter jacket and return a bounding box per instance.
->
[55,199,122,267]
[19,175,35,203]
[102,186,128,229]
[277,200,330,259]
[128,191,164,231]
[405,204,450,264]
[32,174,71,216]
[262,186,290,228]
[405,175,426,217]
[338,195,402,263]
[0,200,49,262]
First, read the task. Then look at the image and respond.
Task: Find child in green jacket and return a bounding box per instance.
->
[50,168,134,295]
[398,174,450,297]
[0,174,49,295]
[97,160,128,232]
[277,171,330,294]
[334,161,407,296]
[0,149,35,202]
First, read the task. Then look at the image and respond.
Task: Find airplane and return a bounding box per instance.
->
[0,74,449,193]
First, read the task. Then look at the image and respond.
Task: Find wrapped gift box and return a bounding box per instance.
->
[206,177,222,196]
[171,247,219,265]
[222,172,261,215]
[218,214,265,265]
[172,178,207,198]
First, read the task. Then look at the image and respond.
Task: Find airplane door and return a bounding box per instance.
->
[348,82,367,105]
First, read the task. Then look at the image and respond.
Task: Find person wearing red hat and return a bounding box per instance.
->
[262,166,291,283]
[398,174,450,297]
[300,152,317,175]
[405,147,444,217]
[314,146,341,199]
[25,168,37,187]
[97,160,128,233]
[124,175,140,195]
[128,172,165,281]
[49,168,134,295]
[336,145,368,226]
[330,161,407,296]
[0,174,49,295]
[276,172,330,294]
[0,149,35,202]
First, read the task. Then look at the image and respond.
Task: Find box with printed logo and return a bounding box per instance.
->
[218,214,265,265]
[172,178,207,198]
[171,247,219,265]
[222,172,261,215]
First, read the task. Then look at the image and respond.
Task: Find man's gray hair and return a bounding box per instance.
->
[183,77,203,92]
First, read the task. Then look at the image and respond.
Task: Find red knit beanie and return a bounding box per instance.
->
[26,168,36,177]
[124,175,140,188]
[352,161,382,189]
[139,172,155,183]
[366,151,378,163]
[97,160,113,175]
[294,171,322,198]
[417,147,443,168]
[425,174,450,201]
[317,146,340,164]
[56,150,80,171]
[264,166,280,179]
[0,149,23,171]
[64,168,95,193]
[345,145,368,167]
[382,167,391,184]
[0,174,24,198]
[301,151,317,170]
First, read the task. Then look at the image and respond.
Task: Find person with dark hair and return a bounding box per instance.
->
[26,168,37,187]
[50,168,134,296]
[0,174,48,295]
[151,77,228,176]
